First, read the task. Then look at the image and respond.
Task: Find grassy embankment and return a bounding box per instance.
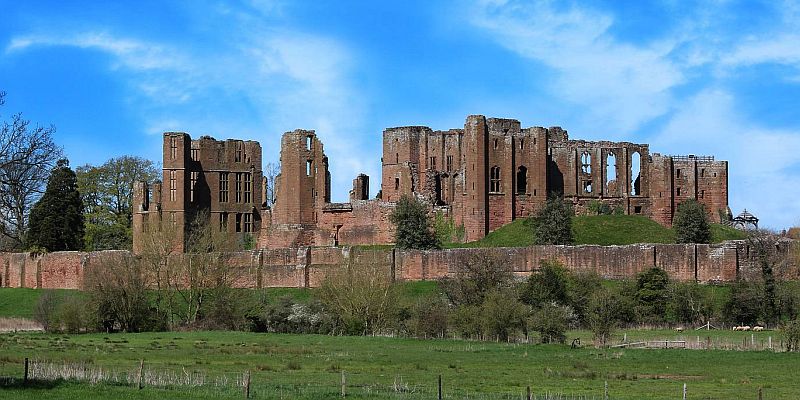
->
[448,215,746,248]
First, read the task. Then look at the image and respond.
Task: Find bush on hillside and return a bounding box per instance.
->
[390,195,440,250]
[533,194,574,245]
[673,199,711,244]
[520,259,570,308]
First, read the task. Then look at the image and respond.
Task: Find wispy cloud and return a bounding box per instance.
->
[465,0,684,134]
[5,10,373,201]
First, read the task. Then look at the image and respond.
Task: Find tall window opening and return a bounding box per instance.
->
[170,137,177,160]
[516,166,528,194]
[235,213,242,232]
[244,172,252,203]
[306,160,313,176]
[235,143,243,162]
[219,213,228,231]
[243,213,253,232]
[605,152,617,195]
[190,171,198,202]
[581,151,592,174]
[235,172,243,203]
[306,135,312,150]
[430,156,436,170]
[490,166,501,193]
[446,155,453,172]
[169,170,176,201]
[394,177,399,190]
[631,151,641,195]
[219,172,229,202]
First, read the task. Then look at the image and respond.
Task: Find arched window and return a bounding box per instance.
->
[516,166,527,194]
[490,166,501,193]
[606,152,617,194]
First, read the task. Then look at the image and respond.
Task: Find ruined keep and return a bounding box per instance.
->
[133,115,729,250]
[133,133,264,252]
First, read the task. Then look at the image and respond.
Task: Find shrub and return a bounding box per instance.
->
[390,195,440,250]
[673,199,711,244]
[449,305,481,339]
[529,302,575,344]
[587,200,612,216]
[587,289,621,347]
[666,282,714,325]
[408,295,449,338]
[723,282,763,326]
[634,268,670,323]
[781,319,800,352]
[440,252,513,307]
[533,194,574,245]
[567,271,602,326]
[34,290,60,333]
[480,289,528,342]
[520,260,570,308]
[58,295,87,334]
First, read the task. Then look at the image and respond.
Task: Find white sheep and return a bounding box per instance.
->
[753,326,764,332]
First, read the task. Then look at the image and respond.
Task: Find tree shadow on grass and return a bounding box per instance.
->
[0,377,64,390]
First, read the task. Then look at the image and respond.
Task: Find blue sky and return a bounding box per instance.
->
[1,0,799,229]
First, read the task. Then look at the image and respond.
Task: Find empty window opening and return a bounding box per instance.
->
[581,151,592,174]
[583,181,592,194]
[700,190,705,199]
[235,143,243,163]
[534,189,537,196]
[520,139,524,150]
[493,138,498,149]
[190,146,199,161]
[430,156,436,170]
[490,166,501,193]
[169,212,176,228]
[676,187,682,196]
[219,213,228,231]
[235,213,242,233]
[395,153,399,164]
[533,137,537,145]
[713,172,717,177]
[219,172,229,202]
[306,160,313,176]
[306,135,313,150]
[243,213,253,233]
[605,152,617,195]
[170,137,177,160]
[235,172,243,203]
[634,206,642,214]
[244,172,252,203]
[190,171,198,202]
[677,168,682,178]
[169,170,177,201]
[516,166,528,194]
[700,168,705,177]
[394,177,399,190]
[446,155,453,172]
[631,151,641,196]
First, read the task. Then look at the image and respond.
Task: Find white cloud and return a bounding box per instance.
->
[652,89,800,229]
[466,0,684,134]
[5,18,373,202]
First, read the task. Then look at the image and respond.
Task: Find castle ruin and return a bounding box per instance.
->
[133,115,729,250]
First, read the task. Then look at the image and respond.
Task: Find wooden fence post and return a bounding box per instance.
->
[138,359,144,390]
[438,374,442,400]
[604,380,608,400]
[341,370,346,397]
[758,386,763,400]
[244,370,251,399]
[683,383,687,400]
[24,357,29,384]
[526,385,531,400]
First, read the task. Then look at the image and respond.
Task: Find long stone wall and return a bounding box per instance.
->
[2,241,791,290]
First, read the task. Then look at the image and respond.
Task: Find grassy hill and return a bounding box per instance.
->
[450,214,747,248]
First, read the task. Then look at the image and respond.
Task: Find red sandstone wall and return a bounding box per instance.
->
[0,240,789,290]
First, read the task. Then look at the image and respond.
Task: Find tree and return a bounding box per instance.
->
[520,259,570,307]
[77,156,159,250]
[745,230,786,326]
[316,259,398,335]
[587,288,621,347]
[389,194,440,249]
[634,267,670,323]
[264,161,280,207]
[480,288,528,341]
[673,199,711,244]
[533,194,574,245]
[83,253,157,332]
[439,252,514,307]
[0,91,63,250]
[26,159,84,251]
[529,302,574,344]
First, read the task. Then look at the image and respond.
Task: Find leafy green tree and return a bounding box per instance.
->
[723,281,763,326]
[529,302,574,344]
[634,268,670,323]
[587,288,621,346]
[77,156,159,250]
[389,195,440,249]
[520,259,570,307]
[26,159,84,251]
[480,288,528,341]
[567,271,602,326]
[673,199,711,244]
[533,194,574,245]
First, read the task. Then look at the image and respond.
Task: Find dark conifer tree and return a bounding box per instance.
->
[533,194,574,245]
[26,159,85,251]
[673,199,711,244]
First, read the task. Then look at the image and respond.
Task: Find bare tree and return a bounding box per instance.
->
[264,161,280,207]
[0,91,63,249]
[136,215,183,327]
[84,253,152,332]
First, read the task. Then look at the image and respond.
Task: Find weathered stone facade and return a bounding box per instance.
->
[133,114,728,250]
[133,133,264,252]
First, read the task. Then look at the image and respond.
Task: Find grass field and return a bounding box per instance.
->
[449,215,747,248]
[0,330,797,399]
